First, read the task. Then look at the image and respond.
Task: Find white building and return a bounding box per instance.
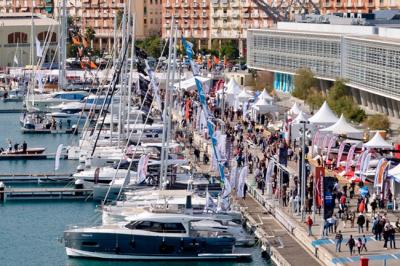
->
[247,13,400,118]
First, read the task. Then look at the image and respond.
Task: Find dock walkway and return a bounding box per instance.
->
[239,194,322,266]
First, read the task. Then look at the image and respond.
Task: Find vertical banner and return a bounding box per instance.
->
[325,136,336,163]
[323,176,336,220]
[374,159,389,188]
[356,149,368,172]
[361,153,371,181]
[336,142,346,168]
[345,144,357,173]
[315,166,325,209]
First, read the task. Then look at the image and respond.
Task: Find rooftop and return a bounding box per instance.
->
[0,13,58,27]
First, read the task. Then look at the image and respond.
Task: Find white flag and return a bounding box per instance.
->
[13,55,18,65]
[137,154,149,184]
[54,144,63,171]
[204,192,217,212]
[35,37,43,57]
[237,166,248,198]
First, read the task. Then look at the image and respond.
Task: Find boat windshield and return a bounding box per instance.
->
[125,221,186,233]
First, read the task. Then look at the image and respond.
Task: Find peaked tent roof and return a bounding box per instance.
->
[237,89,253,102]
[320,114,362,134]
[308,101,339,124]
[225,79,241,95]
[363,132,392,149]
[288,102,301,115]
[292,111,308,124]
[259,89,273,101]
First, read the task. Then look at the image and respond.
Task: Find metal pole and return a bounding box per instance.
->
[301,121,306,221]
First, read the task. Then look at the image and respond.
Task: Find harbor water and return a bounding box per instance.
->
[0,102,270,265]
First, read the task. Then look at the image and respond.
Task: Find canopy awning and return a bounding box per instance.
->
[288,102,301,115]
[308,101,339,124]
[363,132,392,149]
[320,114,362,135]
[237,89,253,102]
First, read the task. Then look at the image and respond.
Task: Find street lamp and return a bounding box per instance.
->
[299,120,310,222]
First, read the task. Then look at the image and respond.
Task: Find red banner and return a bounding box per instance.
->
[315,166,325,208]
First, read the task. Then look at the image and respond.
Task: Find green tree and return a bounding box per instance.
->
[292,68,316,100]
[116,9,124,27]
[364,114,390,131]
[327,79,366,123]
[305,88,325,112]
[220,40,239,60]
[137,36,165,58]
[84,26,96,43]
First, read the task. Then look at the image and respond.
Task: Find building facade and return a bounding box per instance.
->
[320,0,400,14]
[162,0,211,50]
[247,19,400,118]
[0,0,162,53]
[133,0,163,39]
[0,13,58,67]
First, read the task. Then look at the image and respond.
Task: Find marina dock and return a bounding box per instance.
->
[0,187,93,201]
[0,153,67,160]
[0,173,74,183]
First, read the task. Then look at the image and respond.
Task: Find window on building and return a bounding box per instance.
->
[8,32,28,44]
[144,7,147,15]
[150,18,153,24]
[37,31,57,42]
[150,0,152,4]
[144,18,147,24]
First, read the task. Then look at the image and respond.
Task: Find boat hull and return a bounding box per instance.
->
[63,231,245,260]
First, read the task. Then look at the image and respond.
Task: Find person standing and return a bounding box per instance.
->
[335,231,343,252]
[22,141,27,153]
[306,216,313,236]
[346,235,356,255]
[389,225,396,249]
[356,238,363,255]
[357,213,366,233]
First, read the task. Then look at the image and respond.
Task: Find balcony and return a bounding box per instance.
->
[192,2,199,8]
[221,13,227,18]
[192,13,199,18]
[336,2,343,7]
[201,2,207,8]
[174,13,180,18]
[201,24,208,29]
[201,13,208,18]
[261,12,268,18]
[323,3,331,7]
[183,13,190,18]
[192,23,199,28]
[241,1,250,7]
[222,23,228,28]
[368,2,375,7]
[242,13,250,18]
[212,13,219,18]
[117,3,124,8]
[242,24,249,28]
[251,13,259,18]
[165,13,171,18]
[164,24,170,29]
[212,23,220,29]
[346,1,353,7]
[232,23,239,29]
[356,2,364,7]
[183,24,190,29]
[231,12,239,18]
[231,1,239,7]
[212,0,219,7]
[221,0,228,7]
[183,2,189,7]
[174,2,180,7]
[165,2,171,8]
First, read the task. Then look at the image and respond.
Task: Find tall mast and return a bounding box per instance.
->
[59,0,67,89]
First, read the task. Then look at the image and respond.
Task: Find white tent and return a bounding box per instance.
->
[321,114,362,136]
[389,163,400,177]
[363,132,392,149]
[237,89,253,102]
[225,79,241,95]
[252,97,277,114]
[292,111,308,124]
[308,101,339,125]
[288,102,301,115]
[174,76,211,91]
[259,89,273,101]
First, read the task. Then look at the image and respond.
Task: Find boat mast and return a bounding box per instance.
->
[159,18,175,189]
[126,9,135,139]
[59,0,67,90]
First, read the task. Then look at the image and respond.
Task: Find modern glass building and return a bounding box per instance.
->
[247,21,400,118]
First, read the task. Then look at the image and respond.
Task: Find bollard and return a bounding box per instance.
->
[0,182,4,203]
[74,179,84,196]
[360,257,369,266]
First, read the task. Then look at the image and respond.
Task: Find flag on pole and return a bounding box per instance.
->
[35,37,43,57]
[13,54,18,65]
[54,144,63,171]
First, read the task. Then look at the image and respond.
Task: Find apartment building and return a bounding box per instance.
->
[133,0,163,39]
[162,0,211,50]
[0,0,162,53]
[320,0,400,14]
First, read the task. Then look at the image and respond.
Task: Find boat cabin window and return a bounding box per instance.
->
[125,221,186,233]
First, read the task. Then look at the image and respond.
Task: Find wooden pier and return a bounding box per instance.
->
[239,192,322,266]
[0,187,93,201]
[0,153,67,160]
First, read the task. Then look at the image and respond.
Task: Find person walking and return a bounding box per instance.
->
[362,235,368,252]
[306,216,313,236]
[356,238,363,255]
[357,213,366,233]
[346,235,356,255]
[389,225,396,249]
[335,231,343,252]
[383,224,390,249]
